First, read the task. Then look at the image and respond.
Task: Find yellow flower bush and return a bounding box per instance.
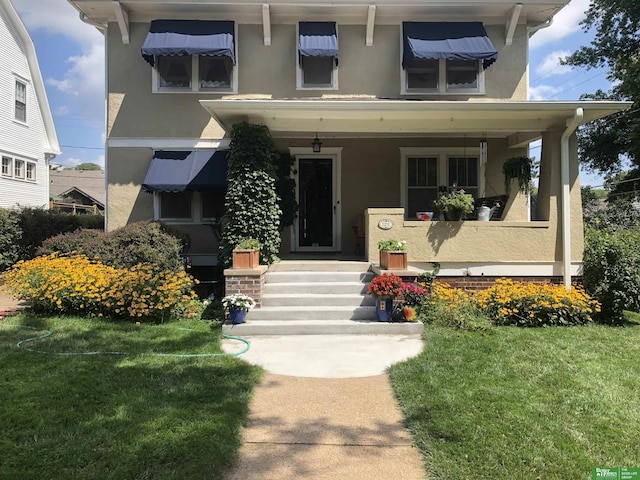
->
[475,279,600,326]
[1,253,198,322]
[422,279,600,328]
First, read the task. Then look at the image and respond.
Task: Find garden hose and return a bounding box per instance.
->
[0,324,250,357]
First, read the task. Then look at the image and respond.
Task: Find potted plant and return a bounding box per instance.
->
[367,273,403,322]
[399,283,429,322]
[377,239,407,270]
[232,238,261,269]
[503,156,533,196]
[221,293,256,324]
[433,189,475,221]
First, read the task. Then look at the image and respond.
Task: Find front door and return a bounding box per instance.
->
[294,155,339,251]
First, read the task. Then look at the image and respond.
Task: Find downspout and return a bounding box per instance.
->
[560,108,584,289]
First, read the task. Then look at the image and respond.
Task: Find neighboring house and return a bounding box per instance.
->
[49,168,106,214]
[67,0,630,285]
[0,0,60,209]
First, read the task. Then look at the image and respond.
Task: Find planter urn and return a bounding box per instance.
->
[375,298,393,322]
[379,250,408,270]
[229,308,247,324]
[232,249,260,269]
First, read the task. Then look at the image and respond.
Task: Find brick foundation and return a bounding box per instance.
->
[223,266,268,308]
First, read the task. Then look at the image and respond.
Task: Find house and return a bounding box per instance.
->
[49,168,106,214]
[66,0,630,287]
[0,0,60,210]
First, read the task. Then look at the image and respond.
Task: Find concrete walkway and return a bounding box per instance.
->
[222,335,428,480]
[0,292,28,318]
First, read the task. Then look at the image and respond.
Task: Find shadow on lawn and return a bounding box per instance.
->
[0,313,262,480]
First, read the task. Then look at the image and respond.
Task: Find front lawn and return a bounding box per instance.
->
[389,325,640,480]
[0,313,262,480]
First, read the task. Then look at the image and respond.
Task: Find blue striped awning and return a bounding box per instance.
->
[141,20,235,67]
[402,22,498,70]
[142,150,228,193]
[299,22,338,63]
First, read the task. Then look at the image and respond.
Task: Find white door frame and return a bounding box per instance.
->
[289,147,342,252]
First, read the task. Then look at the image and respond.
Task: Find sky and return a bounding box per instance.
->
[11,0,612,185]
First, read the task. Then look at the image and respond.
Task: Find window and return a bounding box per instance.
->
[401,148,484,218]
[26,162,36,181]
[15,80,27,122]
[297,22,338,90]
[300,56,334,88]
[404,59,483,94]
[157,56,192,89]
[154,55,236,92]
[14,159,25,179]
[156,191,226,222]
[1,156,12,177]
[159,192,192,219]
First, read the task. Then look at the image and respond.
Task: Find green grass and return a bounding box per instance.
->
[389,325,640,480]
[0,312,262,480]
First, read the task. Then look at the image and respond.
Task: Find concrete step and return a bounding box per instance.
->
[265,271,374,284]
[222,319,424,336]
[263,282,370,295]
[261,293,375,307]
[269,261,372,272]
[246,306,377,321]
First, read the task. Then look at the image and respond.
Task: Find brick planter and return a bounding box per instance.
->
[232,249,260,269]
[379,250,408,270]
[223,265,268,308]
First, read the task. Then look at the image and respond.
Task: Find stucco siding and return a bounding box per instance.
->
[107,22,528,140]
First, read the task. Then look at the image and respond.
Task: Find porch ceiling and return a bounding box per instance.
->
[199,99,631,138]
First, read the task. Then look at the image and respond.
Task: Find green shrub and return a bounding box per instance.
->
[0,208,21,271]
[219,122,282,267]
[236,238,261,249]
[583,227,640,323]
[17,207,103,260]
[38,221,188,271]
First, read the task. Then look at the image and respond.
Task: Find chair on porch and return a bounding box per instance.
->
[352,213,365,255]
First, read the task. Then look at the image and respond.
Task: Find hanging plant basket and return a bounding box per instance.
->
[503,156,533,196]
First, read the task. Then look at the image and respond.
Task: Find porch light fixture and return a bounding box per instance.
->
[480,140,488,165]
[311,133,322,153]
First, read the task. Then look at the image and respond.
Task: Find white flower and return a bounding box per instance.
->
[221,293,256,312]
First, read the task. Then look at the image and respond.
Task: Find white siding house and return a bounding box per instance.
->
[0,0,60,209]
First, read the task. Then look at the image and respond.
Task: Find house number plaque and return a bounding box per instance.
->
[378,219,393,230]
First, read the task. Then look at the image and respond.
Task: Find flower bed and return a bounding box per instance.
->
[1,253,198,322]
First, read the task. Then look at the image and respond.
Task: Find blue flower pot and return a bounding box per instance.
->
[375,298,393,322]
[229,309,247,324]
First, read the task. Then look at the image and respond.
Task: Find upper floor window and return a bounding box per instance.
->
[15,80,27,122]
[142,20,237,93]
[401,22,497,95]
[26,162,36,181]
[297,22,338,90]
[14,159,25,179]
[1,156,12,177]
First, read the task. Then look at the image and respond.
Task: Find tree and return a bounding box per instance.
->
[563,0,640,174]
[73,162,102,171]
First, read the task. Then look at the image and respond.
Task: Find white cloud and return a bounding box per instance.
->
[13,0,105,120]
[529,84,562,100]
[62,156,82,167]
[55,105,70,116]
[95,155,105,168]
[535,50,573,78]
[530,0,590,49]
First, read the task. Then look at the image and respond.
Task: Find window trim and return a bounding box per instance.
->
[26,162,36,181]
[151,24,238,94]
[296,23,339,91]
[400,147,485,217]
[14,78,27,124]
